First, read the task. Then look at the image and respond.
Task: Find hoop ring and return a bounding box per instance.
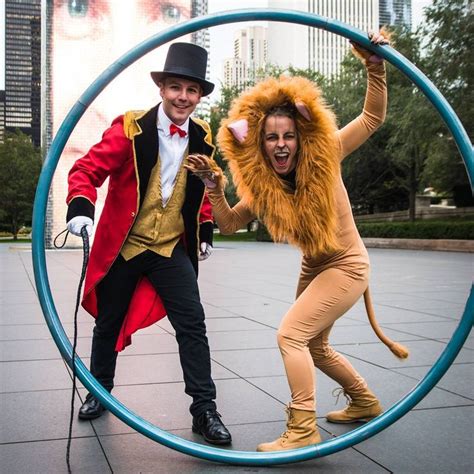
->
[32,9,474,466]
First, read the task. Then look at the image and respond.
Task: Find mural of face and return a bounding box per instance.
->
[49,0,192,238]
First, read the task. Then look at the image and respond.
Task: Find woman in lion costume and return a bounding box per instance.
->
[186,31,408,452]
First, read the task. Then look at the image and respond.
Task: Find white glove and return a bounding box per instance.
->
[198,242,213,261]
[67,216,93,237]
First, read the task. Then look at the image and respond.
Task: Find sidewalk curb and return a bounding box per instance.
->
[362,238,474,253]
[6,240,473,253]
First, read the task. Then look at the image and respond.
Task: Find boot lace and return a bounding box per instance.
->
[332,387,352,406]
[279,405,294,439]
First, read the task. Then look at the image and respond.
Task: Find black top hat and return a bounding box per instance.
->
[151,42,214,96]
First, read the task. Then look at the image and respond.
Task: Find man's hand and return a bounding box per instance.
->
[198,242,213,261]
[67,216,93,237]
[185,154,224,191]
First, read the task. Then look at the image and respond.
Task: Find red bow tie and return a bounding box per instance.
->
[169,123,187,138]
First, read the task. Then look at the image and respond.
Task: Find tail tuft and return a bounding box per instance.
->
[389,342,409,359]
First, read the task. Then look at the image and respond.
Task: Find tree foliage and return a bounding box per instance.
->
[383,27,440,220]
[323,35,413,215]
[0,130,42,239]
[208,84,244,169]
[419,0,473,203]
[207,3,472,217]
[208,84,246,205]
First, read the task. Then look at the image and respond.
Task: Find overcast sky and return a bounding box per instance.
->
[0,0,432,90]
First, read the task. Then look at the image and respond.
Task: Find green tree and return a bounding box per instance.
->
[208,84,244,168]
[328,26,448,220]
[0,130,42,239]
[208,84,247,206]
[386,85,435,220]
[420,0,473,204]
[321,18,470,217]
[324,37,410,214]
[383,27,440,220]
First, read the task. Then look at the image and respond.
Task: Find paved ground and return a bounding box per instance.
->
[1,241,473,473]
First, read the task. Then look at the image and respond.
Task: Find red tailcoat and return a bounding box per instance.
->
[66,105,215,351]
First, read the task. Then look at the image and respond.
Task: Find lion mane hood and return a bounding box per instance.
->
[217,75,341,256]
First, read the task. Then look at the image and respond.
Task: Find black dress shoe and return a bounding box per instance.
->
[192,410,232,445]
[78,394,106,420]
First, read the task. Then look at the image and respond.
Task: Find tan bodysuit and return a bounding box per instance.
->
[208,62,387,411]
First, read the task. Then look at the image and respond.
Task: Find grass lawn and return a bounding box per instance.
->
[0,239,32,243]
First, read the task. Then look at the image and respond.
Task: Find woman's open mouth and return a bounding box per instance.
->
[275,153,289,166]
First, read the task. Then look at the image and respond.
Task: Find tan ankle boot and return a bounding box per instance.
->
[326,386,382,424]
[257,405,321,452]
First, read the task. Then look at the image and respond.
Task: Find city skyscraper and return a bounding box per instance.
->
[192,0,211,117]
[0,91,5,143]
[235,26,267,81]
[223,26,267,88]
[223,57,248,89]
[380,0,412,29]
[192,0,210,54]
[4,0,41,146]
[266,0,379,77]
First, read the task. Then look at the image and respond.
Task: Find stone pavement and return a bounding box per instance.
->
[1,241,473,473]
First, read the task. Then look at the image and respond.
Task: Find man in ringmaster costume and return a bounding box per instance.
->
[66,42,231,445]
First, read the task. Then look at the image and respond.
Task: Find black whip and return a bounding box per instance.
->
[55,227,90,473]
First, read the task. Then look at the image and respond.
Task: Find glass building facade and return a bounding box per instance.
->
[379,0,412,29]
[267,0,380,77]
[5,0,41,146]
[0,90,5,143]
[191,0,211,117]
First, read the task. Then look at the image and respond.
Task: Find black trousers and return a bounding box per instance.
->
[89,243,217,416]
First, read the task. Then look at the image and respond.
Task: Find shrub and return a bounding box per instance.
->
[357,221,474,240]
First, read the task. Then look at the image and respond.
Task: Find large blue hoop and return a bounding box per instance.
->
[32,9,473,466]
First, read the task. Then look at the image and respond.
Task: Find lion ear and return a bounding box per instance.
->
[227,119,248,143]
[295,102,311,121]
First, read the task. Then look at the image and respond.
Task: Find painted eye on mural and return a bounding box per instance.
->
[161,3,182,23]
[67,0,88,18]
[54,0,110,39]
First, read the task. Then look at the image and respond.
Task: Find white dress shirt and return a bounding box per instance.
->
[157,105,189,206]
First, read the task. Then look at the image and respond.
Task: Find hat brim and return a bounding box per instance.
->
[151,72,214,96]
